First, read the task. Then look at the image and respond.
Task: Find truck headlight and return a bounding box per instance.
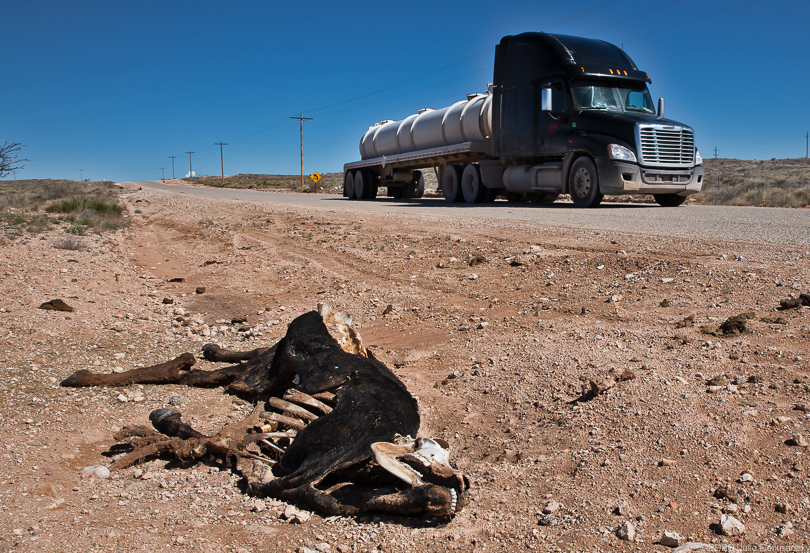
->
[695,149,703,165]
[608,144,637,163]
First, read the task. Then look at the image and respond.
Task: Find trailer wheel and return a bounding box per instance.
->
[569,157,603,208]
[653,194,687,207]
[344,171,356,199]
[403,171,425,199]
[461,165,486,204]
[354,170,375,200]
[441,166,463,203]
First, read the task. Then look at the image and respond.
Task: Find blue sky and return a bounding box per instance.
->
[2,0,808,181]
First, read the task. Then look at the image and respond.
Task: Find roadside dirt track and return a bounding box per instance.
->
[0,183,808,552]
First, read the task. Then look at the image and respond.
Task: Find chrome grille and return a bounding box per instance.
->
[638,125,695,167]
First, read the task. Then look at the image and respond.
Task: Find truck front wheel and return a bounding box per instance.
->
[654,194,687,207]
[569,158,603,208]
[442,166,463,203]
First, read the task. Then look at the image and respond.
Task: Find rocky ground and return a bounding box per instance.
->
[0,183,808,553]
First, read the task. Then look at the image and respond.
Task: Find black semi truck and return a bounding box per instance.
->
[343,32,704,208]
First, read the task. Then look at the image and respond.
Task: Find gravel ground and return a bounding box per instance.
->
[0,183,808,552]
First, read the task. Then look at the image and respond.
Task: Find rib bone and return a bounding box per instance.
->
[260,411,306,431]
[267,397,319,422]
[283,389,333,414]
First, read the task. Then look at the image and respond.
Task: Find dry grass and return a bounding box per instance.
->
[698,157,810,207]
[0,179,126,238]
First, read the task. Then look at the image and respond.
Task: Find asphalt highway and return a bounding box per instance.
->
[133,181,809,248]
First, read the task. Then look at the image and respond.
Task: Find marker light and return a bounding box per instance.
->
[609,144,637,162]
[695,149,704,165]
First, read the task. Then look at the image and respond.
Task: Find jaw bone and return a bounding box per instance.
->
[371,436,466,513]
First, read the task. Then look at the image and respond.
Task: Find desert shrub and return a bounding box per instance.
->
[789,188,810,207]
[741,190,763,205]
[52,234,88,251]
[45,196,123,215]
[763,187,790,206]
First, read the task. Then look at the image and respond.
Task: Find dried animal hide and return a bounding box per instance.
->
[61,304,468,518]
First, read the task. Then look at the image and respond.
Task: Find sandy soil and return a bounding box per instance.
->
[0,184,808,553]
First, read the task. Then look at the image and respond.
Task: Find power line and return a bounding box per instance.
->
[582,0,687,36]
[622,0,763,45]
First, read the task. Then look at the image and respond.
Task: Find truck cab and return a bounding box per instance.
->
[491,32,703,207]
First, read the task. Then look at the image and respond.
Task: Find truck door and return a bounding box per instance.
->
[537,80,568,157]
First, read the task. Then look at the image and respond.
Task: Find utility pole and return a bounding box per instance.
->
[79,169,83,181]
[169,155,177,179]
[215,142,228,184]
[713,148,719,187]
[161,167,165,181]
[290,114,313,190]
[805,132,808,158]
[185,151,194,179]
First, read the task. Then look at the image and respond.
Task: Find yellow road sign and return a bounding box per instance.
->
[310,172,322,183]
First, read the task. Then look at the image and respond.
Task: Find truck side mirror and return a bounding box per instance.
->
[657,97,665,118]
[541,88,553,111]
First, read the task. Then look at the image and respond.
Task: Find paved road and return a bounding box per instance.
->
[133,181,809,248]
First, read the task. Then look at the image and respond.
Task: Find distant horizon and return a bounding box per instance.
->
[3,154,808,184]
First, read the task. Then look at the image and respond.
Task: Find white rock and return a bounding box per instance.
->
[543,500,562,514]
[662,277,675,283]
[616,500,631,516]
[660,530,685,547]
[83,465,110,479]
[719,514,745,536]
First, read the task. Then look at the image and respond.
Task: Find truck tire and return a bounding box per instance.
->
[654,194,687,207]
[442,166,463,203]
[569,157,603,208]
[344,171,356,199]
[461,165,486,204]
[403,171,425,199]
[354,170,376,200]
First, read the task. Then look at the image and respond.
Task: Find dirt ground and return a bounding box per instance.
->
[0,183,808,553]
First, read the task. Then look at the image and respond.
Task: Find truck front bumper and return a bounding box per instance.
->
[596,159,704,196]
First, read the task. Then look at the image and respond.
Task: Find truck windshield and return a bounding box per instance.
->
[571,80,655,114]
